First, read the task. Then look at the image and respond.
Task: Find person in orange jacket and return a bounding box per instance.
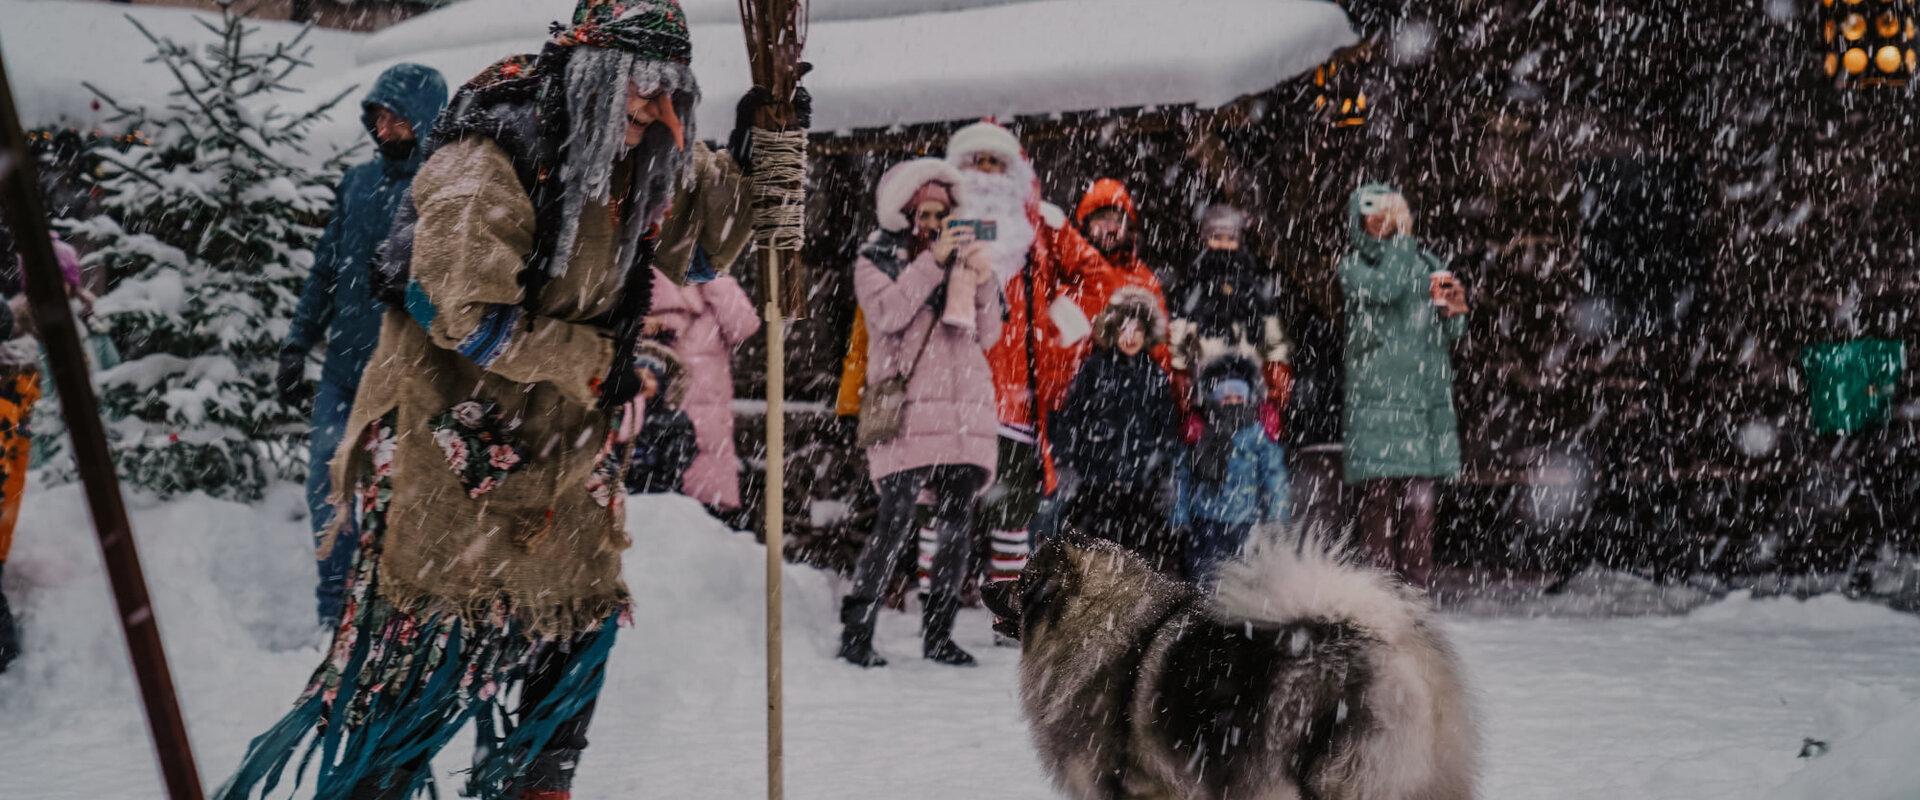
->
[1072,178,1168,322]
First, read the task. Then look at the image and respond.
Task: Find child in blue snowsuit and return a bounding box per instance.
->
[1172,356,1290,585]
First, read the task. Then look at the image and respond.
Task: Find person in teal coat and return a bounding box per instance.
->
[276,62,448,625]
[1338,183,1469,589]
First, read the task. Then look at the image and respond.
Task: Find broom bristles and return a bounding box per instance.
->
[737,0,809,109]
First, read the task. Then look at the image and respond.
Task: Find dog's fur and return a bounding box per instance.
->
[983,534,1478,800]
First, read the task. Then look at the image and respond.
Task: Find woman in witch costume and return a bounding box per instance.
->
[216,2,702,799]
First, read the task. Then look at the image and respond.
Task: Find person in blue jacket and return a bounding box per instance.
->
[1172,352,1291,586]
[276,62,447,626]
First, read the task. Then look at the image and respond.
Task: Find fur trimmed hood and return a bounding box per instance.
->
[633,338,690,410]
[875,158,964,232]
[1186,336,1264,393]
[1092,285,1168,349]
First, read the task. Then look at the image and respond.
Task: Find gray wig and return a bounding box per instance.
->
[554,46,699,277]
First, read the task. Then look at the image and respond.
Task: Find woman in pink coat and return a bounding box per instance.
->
[838,158,1002,670]
[647,265,762,511]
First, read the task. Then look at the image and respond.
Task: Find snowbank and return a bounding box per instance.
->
[0,480,838,713]
[0,480,852,798]
[1441,566,1723,618]
[1682,589,1920,631]
[297,0,1357,157]
[0,0,362,131]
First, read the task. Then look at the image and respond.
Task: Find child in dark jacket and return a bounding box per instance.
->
[1172,352,1290,585]
[625,342,699,496]
[1051,287,1179,569]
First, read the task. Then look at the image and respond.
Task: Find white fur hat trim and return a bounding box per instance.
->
[875,158,965,232]
[946,121,1024,167]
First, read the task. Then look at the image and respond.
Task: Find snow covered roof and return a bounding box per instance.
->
[2,0,1355,163]
[0,0,363,132]
[353,0,1044,66]
[301,0,1354,155]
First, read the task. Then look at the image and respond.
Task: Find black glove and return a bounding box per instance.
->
[276,347,311,405]
[598,352,643,409]
[728,86,772,175]
[791,83,813,130]
[728,65,814,174]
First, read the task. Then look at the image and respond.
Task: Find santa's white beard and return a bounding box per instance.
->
[954,165,1039,286]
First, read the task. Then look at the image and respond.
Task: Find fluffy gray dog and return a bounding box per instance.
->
[982,534,1478,800]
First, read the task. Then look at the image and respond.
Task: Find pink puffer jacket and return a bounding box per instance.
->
[854,249,1002,483]
[648,268,761,509]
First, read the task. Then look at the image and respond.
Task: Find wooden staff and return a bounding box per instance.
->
[737,2,808,798]
[0,49,206,800]
[760,245,787,800]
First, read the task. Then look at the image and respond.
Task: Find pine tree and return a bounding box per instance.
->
[54,1,352,500]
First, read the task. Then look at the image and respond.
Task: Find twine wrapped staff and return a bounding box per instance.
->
[736,1,807,798]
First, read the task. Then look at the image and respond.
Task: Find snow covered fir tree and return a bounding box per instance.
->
[55,1,349,500]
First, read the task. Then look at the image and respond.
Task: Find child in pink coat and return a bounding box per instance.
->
[646,264,761,511]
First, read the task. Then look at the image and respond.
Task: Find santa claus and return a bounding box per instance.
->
[943,121,1109,585]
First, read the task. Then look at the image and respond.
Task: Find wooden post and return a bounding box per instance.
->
[0,47,206,800]
[762,247,786,800]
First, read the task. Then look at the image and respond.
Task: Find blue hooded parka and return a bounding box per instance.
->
[285,63,448,389]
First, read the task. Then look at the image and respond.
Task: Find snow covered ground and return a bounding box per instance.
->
[3,481,1919,799]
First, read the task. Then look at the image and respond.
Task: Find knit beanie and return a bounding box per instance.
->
[1211,378,1252,404]
[1200,204,1248,238]
[633,349,674,400]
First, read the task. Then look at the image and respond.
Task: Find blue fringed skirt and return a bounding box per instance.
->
[216,415,620,800]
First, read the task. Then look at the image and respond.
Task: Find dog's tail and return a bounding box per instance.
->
[1210,530,1479,800]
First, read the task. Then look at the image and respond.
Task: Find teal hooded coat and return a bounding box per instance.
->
[1337,183,1464,483]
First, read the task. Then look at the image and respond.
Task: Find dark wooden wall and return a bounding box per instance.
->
[726,1,1919,577]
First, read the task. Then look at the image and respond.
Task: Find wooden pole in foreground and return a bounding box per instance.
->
[738,4,807,797]
[762,247,786,800]
[0,48,206,800]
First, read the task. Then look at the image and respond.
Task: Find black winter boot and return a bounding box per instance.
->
[838,596,887,668]
[922,592,975,667]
